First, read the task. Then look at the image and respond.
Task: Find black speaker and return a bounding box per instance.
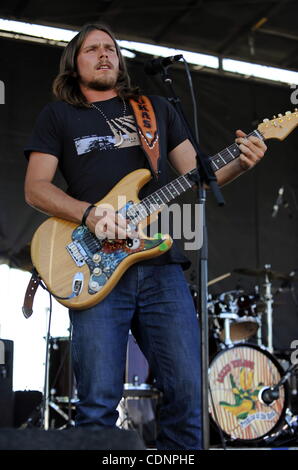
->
[0,339,14,427]
[0,427,146,450]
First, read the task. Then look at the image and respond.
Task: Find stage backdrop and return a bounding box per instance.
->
[0,37,297,350]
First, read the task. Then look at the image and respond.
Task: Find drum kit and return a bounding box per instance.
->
[43,263,298,448]
[207,264,298,446]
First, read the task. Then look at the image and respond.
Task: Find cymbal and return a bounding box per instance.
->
[234,268,298,282]
[208,272,231,286]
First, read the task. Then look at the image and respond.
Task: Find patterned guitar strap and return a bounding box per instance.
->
[129,95,160,179]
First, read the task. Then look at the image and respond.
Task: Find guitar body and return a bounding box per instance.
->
[31,169,172,310]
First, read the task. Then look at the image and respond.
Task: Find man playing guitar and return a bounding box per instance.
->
[24,23,266,449]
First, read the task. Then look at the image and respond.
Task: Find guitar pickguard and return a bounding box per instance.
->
[66,225,166,295]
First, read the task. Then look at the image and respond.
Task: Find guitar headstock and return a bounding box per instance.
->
[258,109,298,141]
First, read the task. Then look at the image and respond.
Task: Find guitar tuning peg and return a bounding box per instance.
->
[273,115,277,119]
[295,108,298,112]
[278,113,283,118]
[285,111,291,115]
[263,118,269,123]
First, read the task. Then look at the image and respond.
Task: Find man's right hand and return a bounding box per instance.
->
[86,204,129,240]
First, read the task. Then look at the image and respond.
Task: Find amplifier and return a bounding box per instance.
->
[0,339,14,427]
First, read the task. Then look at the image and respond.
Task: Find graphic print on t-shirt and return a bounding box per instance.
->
[74,114,140,156]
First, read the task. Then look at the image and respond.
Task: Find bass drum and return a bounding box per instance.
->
[209,344,288,443]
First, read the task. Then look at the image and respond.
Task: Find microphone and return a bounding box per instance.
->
[144,54,183,75]
[272,186,284,218]
[258,386,279,405]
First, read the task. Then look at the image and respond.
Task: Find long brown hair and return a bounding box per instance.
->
[52,23,139,107]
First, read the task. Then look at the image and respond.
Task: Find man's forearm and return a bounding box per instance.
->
[25,180,90,224]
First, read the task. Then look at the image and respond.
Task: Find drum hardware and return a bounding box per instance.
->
[209,289,261,346]
[118,386,161,446]
[275,349,298,417]
[261,264,274,353]
[117,332,161,445]
[234,267,298,283]
[46,335,76,429]
[234,264,289,353]
[216,313,239,347]
[259,362,298,406]
[207,266,298,446]
[261,408,298,446]
[47,400,75,429]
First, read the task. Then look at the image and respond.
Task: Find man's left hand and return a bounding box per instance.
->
[235,129,267,171]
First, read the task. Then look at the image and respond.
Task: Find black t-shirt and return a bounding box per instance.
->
[24,95,191,268]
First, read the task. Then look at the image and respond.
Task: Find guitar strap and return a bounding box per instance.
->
[129,95,160,179]
[22,268,41,318]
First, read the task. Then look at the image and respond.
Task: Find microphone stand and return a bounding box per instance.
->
[159,64,225,450]
[259,363,298,405]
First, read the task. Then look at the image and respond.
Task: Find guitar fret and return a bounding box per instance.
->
[212,153,226,169]
[212,159,219,170]
[182,175,192,188]
[154,192,163,204]
[226,147,235,159]
[137,203,148,218]
[168,182,179,197]
[160,188,170,202]
[163,185,174,200]
[229,144,240,158]
[148,194,160,209]
[176,178,185,192]
[142,199,152,214]
[219,153,227,165]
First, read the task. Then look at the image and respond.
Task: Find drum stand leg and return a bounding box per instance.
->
[223,319,233,347]
[262,265,274,353]
[257,317,263,347]
[48,400,75,429]
[41,306,52,430]
[48,327,75,429]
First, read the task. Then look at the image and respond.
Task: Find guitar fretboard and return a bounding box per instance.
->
[126,129,263,224]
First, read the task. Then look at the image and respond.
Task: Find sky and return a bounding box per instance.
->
[0,264,70,391]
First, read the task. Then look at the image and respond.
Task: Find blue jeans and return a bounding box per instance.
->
[69,264,202,450]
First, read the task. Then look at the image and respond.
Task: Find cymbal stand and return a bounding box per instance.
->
[261,264,274,353]
[256,320,263,347]
[253,285,263,347]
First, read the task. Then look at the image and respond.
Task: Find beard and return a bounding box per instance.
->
[79,72,118,92]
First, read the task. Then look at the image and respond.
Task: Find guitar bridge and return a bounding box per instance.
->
[66,241,86,267]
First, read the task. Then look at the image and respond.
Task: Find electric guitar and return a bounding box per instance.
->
[31,110,298,309]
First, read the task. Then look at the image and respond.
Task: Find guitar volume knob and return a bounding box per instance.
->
[93,267,102,275]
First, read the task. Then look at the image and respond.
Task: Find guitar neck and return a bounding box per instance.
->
[208,129,263,172]
[126,129,264,224]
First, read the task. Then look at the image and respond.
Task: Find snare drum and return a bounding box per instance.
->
[209,344,288,442]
